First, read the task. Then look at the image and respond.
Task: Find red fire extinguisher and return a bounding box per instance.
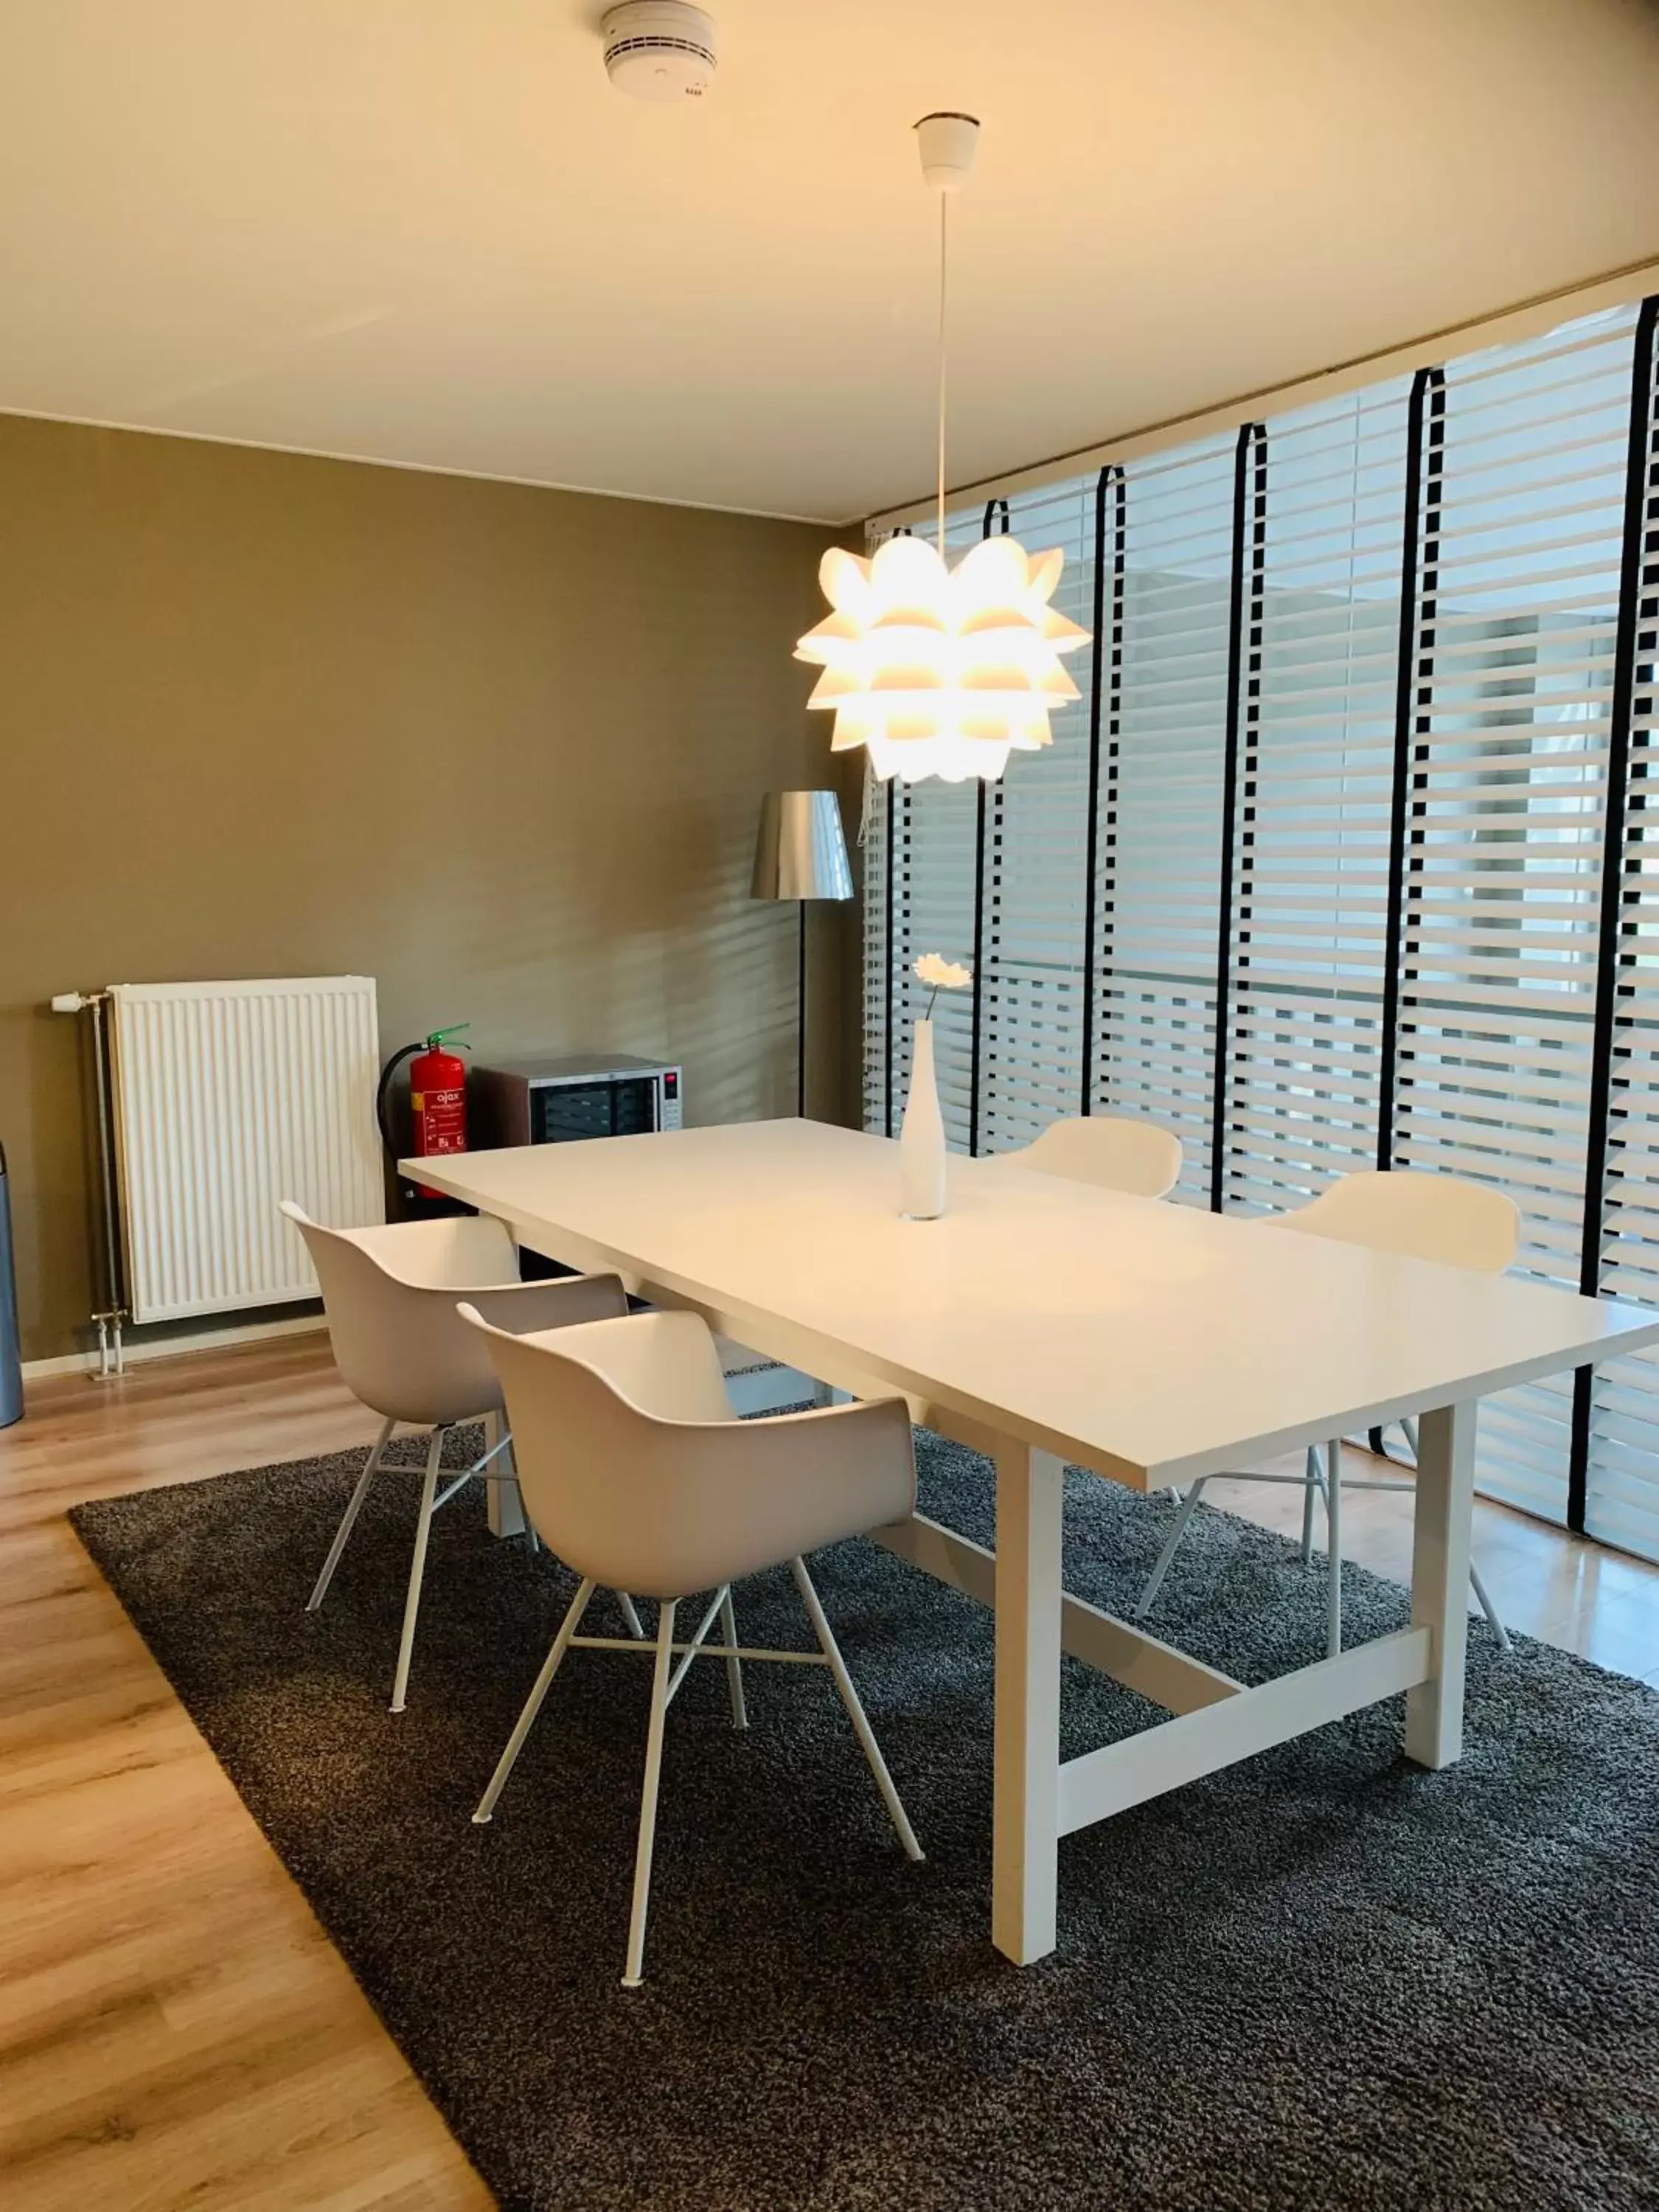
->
[377,1026,470,1201]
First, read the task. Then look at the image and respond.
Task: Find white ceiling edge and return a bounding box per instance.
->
[865,252,1659,533]
[10,250,1652,543]
[0,404,846,529]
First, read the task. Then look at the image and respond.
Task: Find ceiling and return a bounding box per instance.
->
[2,1,1657,525]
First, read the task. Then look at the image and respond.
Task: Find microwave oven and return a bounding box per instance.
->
[470,1053,684,1149]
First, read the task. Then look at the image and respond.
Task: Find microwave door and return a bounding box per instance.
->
[529,1077,659,1144]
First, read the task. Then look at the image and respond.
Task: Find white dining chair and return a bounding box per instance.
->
[280,1202,639,1711]
[1015,1113,1183,1199]
[458,1301,925,1988]
[1135,1170,1519,1658]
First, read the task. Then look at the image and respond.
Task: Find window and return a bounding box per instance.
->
[1097,436,1235,1206]
[863,296,1659,1559]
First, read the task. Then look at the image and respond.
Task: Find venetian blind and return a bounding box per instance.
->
[1390,306,1638,1521]
[1582,300,1659,1554]
[860,296,1659,1561]
[1218,382,1411,1216]
[1091,434,1236,1205]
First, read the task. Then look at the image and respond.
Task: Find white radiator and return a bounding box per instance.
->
[108,976,385,1324]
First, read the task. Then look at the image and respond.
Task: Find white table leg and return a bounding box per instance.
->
[1404,1398,1476,1769]
[484,1410,526,1540]
[992,1440,1064,1965]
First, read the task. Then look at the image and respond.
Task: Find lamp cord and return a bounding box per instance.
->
[936,189,947,556]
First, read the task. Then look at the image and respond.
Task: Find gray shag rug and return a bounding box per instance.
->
[71,1427,1659,2212]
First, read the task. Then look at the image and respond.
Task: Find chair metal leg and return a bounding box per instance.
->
[473,1576,595,1823]
[622,1598,678,1989]
[307,1416,394,1611]
[390,1426,446,1714]
[790,1557,923,1862]
[1135,1476,1210,1618]
[616,1591,646,1639]
[1325,1436,1343,1659]
[1467,1559,1512,1653]
[719,1588,748,1730]
[1300,1444,1323,1568]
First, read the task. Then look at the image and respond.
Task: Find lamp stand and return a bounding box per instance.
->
[748,790,854,1122]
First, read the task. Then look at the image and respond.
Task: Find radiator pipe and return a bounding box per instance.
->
[52,990,126,1378]
[88,999,125,1377]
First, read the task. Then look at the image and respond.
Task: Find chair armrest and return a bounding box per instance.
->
[459,1273,629,1335]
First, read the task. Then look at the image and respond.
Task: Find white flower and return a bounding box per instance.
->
[914,953,973,990]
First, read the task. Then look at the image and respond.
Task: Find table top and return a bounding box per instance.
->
[404,1120,1659,1490]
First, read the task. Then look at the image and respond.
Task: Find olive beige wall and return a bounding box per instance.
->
[1,414,855,1363]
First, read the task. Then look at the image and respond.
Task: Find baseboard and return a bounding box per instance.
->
[22,1312,329,1381]
[22,1318,816,1406]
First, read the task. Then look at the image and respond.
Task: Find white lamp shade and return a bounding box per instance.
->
[751,790,855,902]
[795,535,1089,785]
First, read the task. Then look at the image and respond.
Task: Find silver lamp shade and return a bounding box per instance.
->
[751,790,854,903]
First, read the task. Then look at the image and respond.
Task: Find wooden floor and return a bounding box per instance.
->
[0,1337,491,2212]
[2,1335,1657,2211]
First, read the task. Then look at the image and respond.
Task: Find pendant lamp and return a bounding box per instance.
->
[794,113,1091,785]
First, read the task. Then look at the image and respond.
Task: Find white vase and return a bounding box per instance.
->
[900,1018,947,1220]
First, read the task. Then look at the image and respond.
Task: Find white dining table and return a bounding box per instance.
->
[404,1118,1659,1966]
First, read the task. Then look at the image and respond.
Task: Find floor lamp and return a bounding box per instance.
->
[751,790,855,1118]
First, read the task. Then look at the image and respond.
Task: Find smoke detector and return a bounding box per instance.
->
[602,3,718,102]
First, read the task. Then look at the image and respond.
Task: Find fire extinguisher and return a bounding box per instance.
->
[377,1026,470,1202]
